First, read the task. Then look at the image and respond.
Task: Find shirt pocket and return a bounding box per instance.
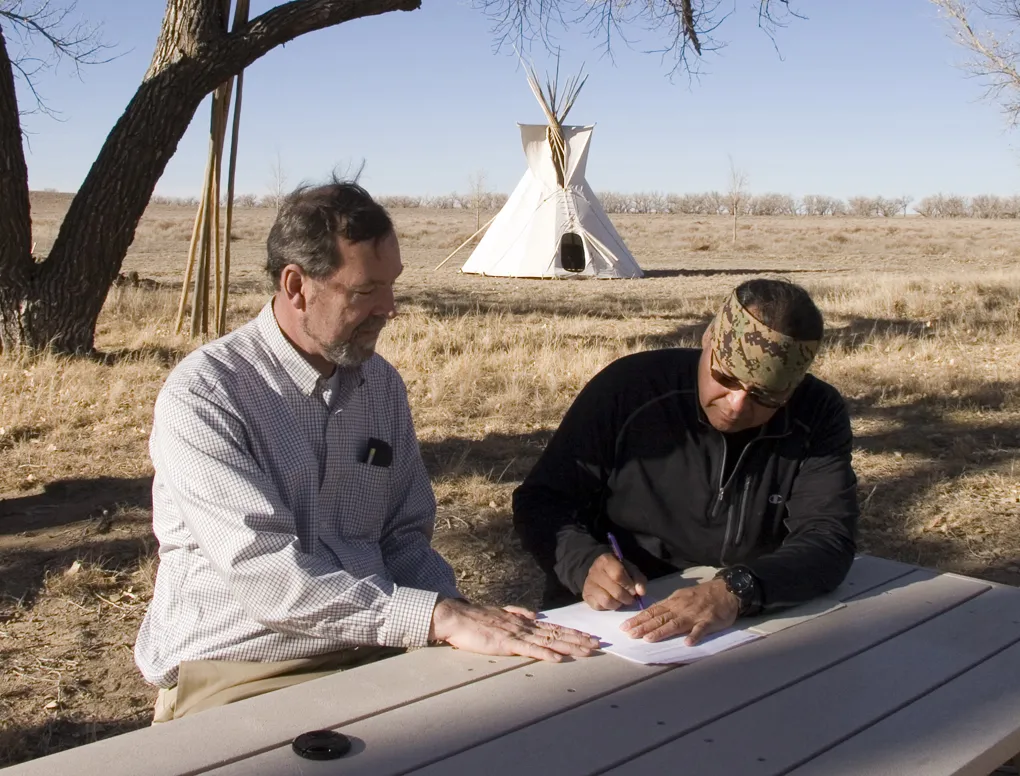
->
[333,461,391,542]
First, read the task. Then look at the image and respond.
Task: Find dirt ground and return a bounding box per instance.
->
[1,193,1018,767]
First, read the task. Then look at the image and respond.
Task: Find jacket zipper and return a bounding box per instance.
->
[716,426,789,562]
[709,433,729,520]
[734,475,752,546]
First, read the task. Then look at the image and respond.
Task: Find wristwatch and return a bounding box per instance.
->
[715,565,763,617]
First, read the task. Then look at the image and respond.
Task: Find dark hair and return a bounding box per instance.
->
[265,176,393,287]
[735,278,824,341]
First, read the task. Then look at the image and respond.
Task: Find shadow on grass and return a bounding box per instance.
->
[420,430,554,483]
[642,268,847,278]
[400,287,699,321]
[94,344,190,367]
[0,476,154,604]
[0,476,152,535]
[0,532,155,606]
[848,382,1020,584]
[826,317,940,353]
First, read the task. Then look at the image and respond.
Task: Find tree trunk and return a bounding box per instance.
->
[0,0,420,355]
[0,26,33,353]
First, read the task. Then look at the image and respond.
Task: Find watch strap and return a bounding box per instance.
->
[715,565,763,617]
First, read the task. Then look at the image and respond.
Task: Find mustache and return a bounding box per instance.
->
[354,315,388,336]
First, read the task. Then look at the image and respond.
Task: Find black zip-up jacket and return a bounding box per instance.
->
[512,348,859,610]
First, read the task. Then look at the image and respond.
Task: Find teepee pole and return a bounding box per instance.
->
[175,183,207,333]
[179,0,250,338]
[217,0,249,336]
[219,67,244,335]
[433,213,497,271]
[191,137,217,337]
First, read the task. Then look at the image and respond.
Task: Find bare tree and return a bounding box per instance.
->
[915,192,970,217]
[930,0,1020,125]
[267,148,288,213]
[468,168,488,229]
[1,0,800,354]
[847,196,878,218]
[726,155,748,243]
[748,192,796,216]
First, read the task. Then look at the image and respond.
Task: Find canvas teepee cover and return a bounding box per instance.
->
[460,67,643,279]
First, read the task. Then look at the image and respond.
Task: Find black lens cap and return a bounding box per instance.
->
[291,730,352,760]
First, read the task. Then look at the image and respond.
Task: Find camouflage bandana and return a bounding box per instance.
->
[710,290,821,395]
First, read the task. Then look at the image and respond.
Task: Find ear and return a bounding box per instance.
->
[279,265,308,312]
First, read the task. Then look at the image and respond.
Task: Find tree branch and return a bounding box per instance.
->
[475,0,797,75]
[0,0,114,114]
[222,0,421,69]
[931,0,1020,125]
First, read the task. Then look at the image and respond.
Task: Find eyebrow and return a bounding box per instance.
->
[353,265,404,290]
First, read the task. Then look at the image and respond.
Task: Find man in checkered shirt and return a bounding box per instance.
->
[135,179,598,722]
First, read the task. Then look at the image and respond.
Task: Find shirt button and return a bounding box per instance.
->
[402,636,412,647]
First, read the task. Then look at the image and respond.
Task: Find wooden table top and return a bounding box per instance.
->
[9,554,1020,776]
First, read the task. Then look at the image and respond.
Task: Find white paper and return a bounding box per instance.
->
[538,597,760,665]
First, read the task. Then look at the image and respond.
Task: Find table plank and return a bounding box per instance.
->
[603,583,1020,776]
[826,554,919,598]
[788,641,1020,776]
[401,570,989,776]
[208,653,672,776]
[3,649,530,776]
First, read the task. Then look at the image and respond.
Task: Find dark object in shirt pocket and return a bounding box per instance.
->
[362,438,393,467]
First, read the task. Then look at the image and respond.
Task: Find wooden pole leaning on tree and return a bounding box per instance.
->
[175,0,250,338]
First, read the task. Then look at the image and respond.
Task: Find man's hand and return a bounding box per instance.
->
[582,553,648,611]
[620,579,739,645]
[429,598,600,662]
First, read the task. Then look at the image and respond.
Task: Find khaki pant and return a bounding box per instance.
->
[153,646,404,723]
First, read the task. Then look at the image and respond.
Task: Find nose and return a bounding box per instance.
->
[727,389,752,415]
[375,286,397,319]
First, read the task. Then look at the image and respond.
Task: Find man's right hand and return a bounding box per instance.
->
[429,598,600,662]
[582,553,648,611]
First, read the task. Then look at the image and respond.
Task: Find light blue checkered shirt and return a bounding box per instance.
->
[135,301,459,688]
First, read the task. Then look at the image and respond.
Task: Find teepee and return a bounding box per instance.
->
[459,64,643,279]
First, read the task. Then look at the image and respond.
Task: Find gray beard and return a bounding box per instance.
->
[314,316,387,367]
[322,339,374,367]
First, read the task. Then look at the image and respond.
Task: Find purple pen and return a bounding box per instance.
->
[606,531,645,610]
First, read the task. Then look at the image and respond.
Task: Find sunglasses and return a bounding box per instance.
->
[709,352,789,410]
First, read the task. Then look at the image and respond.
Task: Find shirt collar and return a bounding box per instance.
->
[256,300,331,397]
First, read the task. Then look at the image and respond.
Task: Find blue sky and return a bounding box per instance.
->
[10,0,1020,200]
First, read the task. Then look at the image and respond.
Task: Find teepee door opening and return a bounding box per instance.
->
[559,232,585,272]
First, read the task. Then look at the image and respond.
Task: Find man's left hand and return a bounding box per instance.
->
[620,579,739,645]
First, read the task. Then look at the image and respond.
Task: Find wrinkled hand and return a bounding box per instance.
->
[582,553,648,611]
[621,579,739,645]
[429,598,600,662]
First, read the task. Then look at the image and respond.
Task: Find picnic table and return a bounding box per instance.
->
[8,554,1020,776]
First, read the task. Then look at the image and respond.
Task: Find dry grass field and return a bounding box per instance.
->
[2,191,1019,767]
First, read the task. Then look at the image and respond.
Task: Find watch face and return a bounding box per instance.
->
[728,569,754,596]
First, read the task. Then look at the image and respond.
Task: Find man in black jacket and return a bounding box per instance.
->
[512,278,858,647]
